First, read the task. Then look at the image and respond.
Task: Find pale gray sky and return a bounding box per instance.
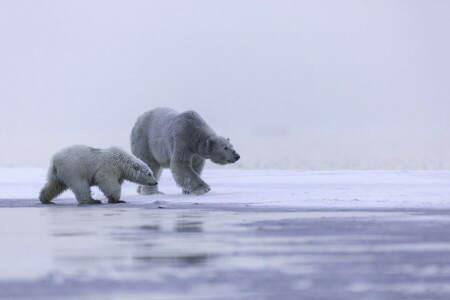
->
[1,0,449,168]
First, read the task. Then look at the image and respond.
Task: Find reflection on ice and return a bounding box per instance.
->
[175,221,203,232]
[1,206,450,300]
[133,254,210,266]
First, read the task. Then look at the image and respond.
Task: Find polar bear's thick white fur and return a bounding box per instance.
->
[39,145,158,205]
[130,107,240,195]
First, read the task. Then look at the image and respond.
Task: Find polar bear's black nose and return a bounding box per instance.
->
[235,154,240,161]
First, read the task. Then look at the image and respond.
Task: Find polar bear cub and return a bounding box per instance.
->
[39,145,158,205]
[131,107,240,195]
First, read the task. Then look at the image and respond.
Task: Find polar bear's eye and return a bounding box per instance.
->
[224,147,228,150]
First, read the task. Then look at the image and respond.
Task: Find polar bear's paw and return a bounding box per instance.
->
[184,184,211,196]
[138,185,164,195]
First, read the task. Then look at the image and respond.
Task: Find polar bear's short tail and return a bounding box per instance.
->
[39,164,67,204]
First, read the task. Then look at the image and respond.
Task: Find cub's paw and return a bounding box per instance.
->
[80,199,102,205]
[41,201,55,205]
[108,198,127,204]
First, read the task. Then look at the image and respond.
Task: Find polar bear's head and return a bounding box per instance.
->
[128,159,158,186]
[206,136,240,165]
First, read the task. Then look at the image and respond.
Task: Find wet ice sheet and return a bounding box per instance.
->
[1,169,450,299]
[1,207,450,300]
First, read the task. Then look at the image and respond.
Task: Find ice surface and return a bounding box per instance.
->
[1,169,450,299]
[1,168,450,209]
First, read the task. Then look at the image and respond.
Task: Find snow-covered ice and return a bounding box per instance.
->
[1,168,450,299]
[2,168,450,209]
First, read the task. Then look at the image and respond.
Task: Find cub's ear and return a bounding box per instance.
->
[226,138,230,141]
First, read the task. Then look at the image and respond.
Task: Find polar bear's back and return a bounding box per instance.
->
[53,145,99,164]
[51,145,101,180]
[139,108,178,137]
[134,107,214,140]
[131,108,215,164]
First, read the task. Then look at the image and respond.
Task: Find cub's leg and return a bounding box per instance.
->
[171,156,210,195]
[39,179,67,204]
[70,180,101,205]
[98,180,125,203]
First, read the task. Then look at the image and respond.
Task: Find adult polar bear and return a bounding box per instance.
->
[131,108,240,195]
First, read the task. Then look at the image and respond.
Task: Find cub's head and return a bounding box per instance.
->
[110,147,158,186]
[206,136,240,165]
[130,159,158,187]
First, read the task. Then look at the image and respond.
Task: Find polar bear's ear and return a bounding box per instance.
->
[226,138,230,141]
[132,162,140,171]
[206,138,212,151]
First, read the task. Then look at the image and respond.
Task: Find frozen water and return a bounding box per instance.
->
[1,169,450,299]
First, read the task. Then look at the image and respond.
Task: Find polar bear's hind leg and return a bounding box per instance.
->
[39,179,67,204]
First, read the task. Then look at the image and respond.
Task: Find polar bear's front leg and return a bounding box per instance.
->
[170,159,210,195]
[97,180,125,203]
[192,156,206,176]
[71,181,102,205]
[182,156,207,194]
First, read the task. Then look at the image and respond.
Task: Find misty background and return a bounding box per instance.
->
[0,0,449,169]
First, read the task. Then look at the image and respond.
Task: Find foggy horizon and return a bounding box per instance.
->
[1,1,449,169]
